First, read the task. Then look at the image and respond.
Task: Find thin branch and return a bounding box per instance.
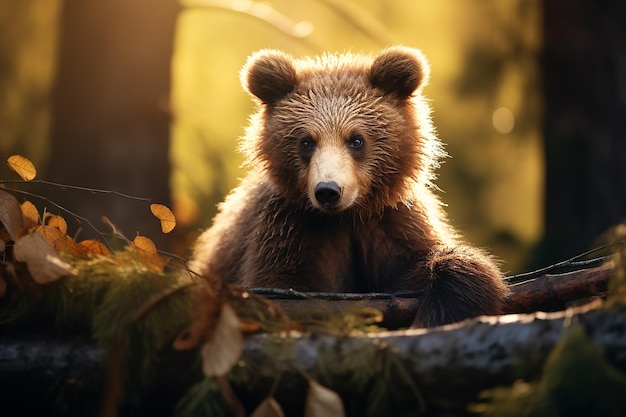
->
[505,247,619,285]
[0,179,152,202]
[6,188,115,253]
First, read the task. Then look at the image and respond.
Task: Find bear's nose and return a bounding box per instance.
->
[314,181,341,208]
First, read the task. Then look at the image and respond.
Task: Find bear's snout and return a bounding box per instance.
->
[314,181,342,209]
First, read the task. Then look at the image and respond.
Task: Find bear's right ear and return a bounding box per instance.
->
[241,50,298,105]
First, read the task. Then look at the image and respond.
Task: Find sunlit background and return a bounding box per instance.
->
[2,1,624,274]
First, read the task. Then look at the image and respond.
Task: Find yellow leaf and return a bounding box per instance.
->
[131,235,166,272]
[54,234,90,258]
[14,232,76,283]
[251,397,285,417]
[132,235,157,253]
[45,214,68,234]
[79,239,111,256]
[21,200,40,230]
[150,203,176,233]
[33,225,88,258]
[304,381,345,417]
[34,225,64,247]
[0,190,23,240]
[201,303,243,376]
[7,155,37,181]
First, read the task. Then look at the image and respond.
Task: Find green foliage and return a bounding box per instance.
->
[1,250,195,412]
[473,325,626,417]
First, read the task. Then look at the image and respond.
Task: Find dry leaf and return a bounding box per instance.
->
[79,239,111,256]
[150,203,176,233]
[34,225,64,246]
[32,225,88,258]
[0,189,23,240]
[304,381,345,417]
[7,155,37,181]
[201,303,243,376]
[132,235,158,253]
[131,235,166,272]
[45,214,68,234]
[21,201,40,230]
[251,397,285,417]
[14,232,76,283]
[54,234,90,258]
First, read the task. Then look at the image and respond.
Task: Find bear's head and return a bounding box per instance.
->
[240,46,443,215]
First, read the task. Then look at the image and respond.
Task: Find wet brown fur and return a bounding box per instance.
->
[190,47,510,327]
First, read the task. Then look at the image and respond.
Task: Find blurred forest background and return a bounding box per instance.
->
[1,0,624,274]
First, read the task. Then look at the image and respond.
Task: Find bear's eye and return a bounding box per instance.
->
[349,134,365,150]
[300,136,315,153]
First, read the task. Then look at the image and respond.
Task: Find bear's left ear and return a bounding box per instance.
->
[241,49,298,105]
[369,46,430,99]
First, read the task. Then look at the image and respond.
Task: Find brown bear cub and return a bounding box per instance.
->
[190,46,509,327]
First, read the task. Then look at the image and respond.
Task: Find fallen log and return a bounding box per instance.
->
[1,303,625,416]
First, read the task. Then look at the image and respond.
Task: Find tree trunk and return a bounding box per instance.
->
[46,0,179,248]
[538,0,626,267]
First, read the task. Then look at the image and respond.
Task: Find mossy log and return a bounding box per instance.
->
[1,303,625,416]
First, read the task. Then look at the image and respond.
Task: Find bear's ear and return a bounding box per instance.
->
[241,50,298,105]
[369,46,430,98]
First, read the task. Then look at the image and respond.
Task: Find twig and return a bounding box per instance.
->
[250,288,422,301]
[0,179,153,202]
[504,247,618,284]
[5,188,115,253]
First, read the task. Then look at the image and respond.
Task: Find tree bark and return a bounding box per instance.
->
[539,0,626,267]
[46,1,179,248]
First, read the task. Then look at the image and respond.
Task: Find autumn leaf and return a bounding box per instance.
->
[201,303,243,376]
[150,203,176,233]
[7,155,37,181]
[304,381,345,417]
[21,200,40,230]
[251,397,285,417]
[0,189,23,240]
[132,235,157,253]
[53,234,90,258]
[79,239,111,256]
[14,232,76,283]
[45,213,68,234]
[34,224,64,246]
[130,235,166,272]
[32,225,90,258]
